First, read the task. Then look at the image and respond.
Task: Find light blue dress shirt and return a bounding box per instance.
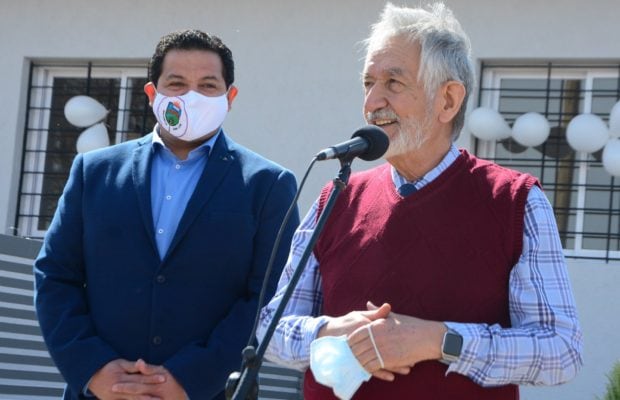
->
[150,128,220,259]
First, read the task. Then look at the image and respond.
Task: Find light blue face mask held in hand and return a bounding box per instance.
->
[310,335,371,400]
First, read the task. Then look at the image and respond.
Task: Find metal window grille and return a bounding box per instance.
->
[476,62,620,261]
[14,62,156,238]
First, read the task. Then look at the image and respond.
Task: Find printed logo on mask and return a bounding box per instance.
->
[165,101,182,127]
[155,95,189,137]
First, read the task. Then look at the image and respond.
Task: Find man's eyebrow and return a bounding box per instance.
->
[163,73,184,80]
[386,67,405,77]
[163,74,221,81]
[362,67,406,80]
[198,75,221,81]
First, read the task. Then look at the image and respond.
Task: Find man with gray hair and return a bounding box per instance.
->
[258,3,582,399]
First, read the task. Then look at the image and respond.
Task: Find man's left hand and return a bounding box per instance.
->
[347,301,447,376]
[112,359,188,400]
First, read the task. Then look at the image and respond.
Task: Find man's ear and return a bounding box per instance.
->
[436,81,466,124]
[144,82,157,106]
[227,86,238,111]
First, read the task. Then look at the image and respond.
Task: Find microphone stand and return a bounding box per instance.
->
[226,159,353,400]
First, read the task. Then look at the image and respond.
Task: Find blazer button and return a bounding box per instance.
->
[153,336,162,345]
[156,275,166,283]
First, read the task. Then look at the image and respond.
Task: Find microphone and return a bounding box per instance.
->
[315,125,389,162]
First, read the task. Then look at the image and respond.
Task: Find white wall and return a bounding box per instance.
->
[3,0,620,224]
[2,1,620,398]
[522,260,620,400]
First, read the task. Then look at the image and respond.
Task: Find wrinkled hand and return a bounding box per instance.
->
[347,302,446,381]
[317,303,410,381]
[317,302,391,338]
[112,359,187,400]
[88,358,166,400]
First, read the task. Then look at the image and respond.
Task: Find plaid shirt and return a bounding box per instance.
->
[257,145,583,386]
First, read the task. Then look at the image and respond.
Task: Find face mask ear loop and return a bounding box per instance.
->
[366,325,385,369]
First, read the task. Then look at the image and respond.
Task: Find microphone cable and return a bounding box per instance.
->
[245,125,387,349]
[245,156,318,351]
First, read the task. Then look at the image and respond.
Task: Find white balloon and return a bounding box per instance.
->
[466,107,511,141]
[610,101,620,138]
[64,95,108,128]
[511,112,550,147]
[76,123,110,153]
[602,138,620,176]
[566,114,608,153]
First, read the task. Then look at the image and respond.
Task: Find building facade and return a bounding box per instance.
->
[2,1,620,398]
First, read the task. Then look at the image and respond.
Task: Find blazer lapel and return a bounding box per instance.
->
[132,135,159,256]
[163,133,234,262]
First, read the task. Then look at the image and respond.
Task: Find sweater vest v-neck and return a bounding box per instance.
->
[304,150,538,400]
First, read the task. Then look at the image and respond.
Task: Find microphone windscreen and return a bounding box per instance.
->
[351,125,389,161]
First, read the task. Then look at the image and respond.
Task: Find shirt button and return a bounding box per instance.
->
[157,228,164,234]
[175,164,181,170]
[166,195,172,200]
[156,275,166,283]
[153,336,162,345]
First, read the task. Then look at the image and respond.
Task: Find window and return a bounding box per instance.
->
[476,62,620,261]
[16,62,156,238]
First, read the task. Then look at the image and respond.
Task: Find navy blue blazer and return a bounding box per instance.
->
[34,132,299,399]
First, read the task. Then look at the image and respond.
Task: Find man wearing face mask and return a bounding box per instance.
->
[34,29,299,400]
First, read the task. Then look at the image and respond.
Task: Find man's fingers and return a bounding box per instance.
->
[139,373,166,384]
[116,371,166,386]
[135,359,166,376]
[361,302,391,320]
[117,359,141,373]
[347,324,369,346]
[348,330,385,373]
[112,381,163,395]
[388,366,411,375]
[371,369,395,381]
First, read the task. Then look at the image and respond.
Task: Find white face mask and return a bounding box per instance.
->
[310,335,371,400]
[153,90,228,141]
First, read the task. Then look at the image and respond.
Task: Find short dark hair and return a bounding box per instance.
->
[149,29,235,88]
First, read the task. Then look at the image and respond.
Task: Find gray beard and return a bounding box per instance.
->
[384,116,431,159]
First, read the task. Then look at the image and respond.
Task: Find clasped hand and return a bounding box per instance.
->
[318,301,446,382]
[88,358,187,400]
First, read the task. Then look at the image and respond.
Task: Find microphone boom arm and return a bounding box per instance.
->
[228,160,353,400]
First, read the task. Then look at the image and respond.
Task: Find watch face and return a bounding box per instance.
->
[443,332,463,357]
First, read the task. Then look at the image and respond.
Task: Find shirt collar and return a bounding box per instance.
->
[390,144,460,190]
[151,124,220,159]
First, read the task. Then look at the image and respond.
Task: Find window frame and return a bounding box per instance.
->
[477,63,620,260]
[17,63,151,238]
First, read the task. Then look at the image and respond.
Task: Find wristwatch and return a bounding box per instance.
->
[441,329,463,364]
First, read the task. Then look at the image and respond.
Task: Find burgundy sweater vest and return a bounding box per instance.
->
[304,151,538,400]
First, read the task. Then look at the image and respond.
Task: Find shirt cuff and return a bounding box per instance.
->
[82,378,96,397]
[300,315,332,361]
[443,321,482,375]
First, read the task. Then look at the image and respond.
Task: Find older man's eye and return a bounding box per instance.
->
[387,79,405,92]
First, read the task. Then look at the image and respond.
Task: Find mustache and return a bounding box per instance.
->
[366,109,399,122]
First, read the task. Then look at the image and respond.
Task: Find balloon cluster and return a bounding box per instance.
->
[466,101,620,176]
[64,96,110,153]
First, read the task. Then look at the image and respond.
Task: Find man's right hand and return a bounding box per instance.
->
[317,302,391,338]
[88,359,166,400]
[316,302,411,382]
